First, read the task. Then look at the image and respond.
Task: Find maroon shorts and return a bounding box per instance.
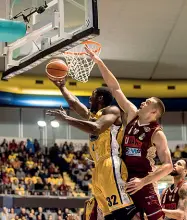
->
[131,184,164,220]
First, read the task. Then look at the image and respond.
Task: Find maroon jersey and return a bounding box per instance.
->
[123,115,161,179]
[161,180,185,210]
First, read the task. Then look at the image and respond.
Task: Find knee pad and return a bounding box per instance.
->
[112,204,137,220]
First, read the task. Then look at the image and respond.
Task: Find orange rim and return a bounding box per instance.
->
[64,40,101,56]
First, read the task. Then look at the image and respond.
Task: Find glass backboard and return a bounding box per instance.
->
[2,0,99,80]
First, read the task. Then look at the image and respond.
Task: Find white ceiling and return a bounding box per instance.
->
[2,0,187,79]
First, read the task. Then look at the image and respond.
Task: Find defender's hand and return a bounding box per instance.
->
[85,44,101,63]
[126,177,145,195]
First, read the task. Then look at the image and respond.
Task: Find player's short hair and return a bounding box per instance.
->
[95,87,113,106]
[184,159,187,170]
[152,97,165,119]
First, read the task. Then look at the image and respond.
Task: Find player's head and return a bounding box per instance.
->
[170,159,187,178]
[138,97,165,120]
[89,87,113,112]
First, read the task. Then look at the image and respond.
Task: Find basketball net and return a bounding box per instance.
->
[63,40,101,83]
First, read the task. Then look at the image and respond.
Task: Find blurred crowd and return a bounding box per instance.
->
[0,138,92,196]
[0,207,83,220]
[171,144,187,159]
[0,137,186,197]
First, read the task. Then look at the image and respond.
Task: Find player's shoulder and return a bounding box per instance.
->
[179,182,187,199]
[152,129,166,140]
[102,105,121,114]
[181,182,187,190]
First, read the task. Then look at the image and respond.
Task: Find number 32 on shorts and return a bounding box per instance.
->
[106,195,118,207]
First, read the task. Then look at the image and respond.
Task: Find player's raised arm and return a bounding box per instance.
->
[85,45,137,123]
[51,77,90,120]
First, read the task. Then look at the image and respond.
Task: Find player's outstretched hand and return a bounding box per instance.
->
[46,106,67,121]
[85,44,101,63]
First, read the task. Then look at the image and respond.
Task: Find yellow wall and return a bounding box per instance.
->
[0,74,187,97]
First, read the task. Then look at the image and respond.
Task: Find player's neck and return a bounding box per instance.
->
[138,116,153,125]
[98,104,106,111]
[173,176,185,187]
[91,104,105,114]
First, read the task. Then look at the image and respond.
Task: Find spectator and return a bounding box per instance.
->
[49,143,60,164]
[36,207,45,220]
[34,178,44,194]
[18,208,29,219]
[3,173,10,185]
[26,139,35,154]
[12,158,22,170]
[18,141,26,152]
[82,143,89,154]
[28,212,35,220]
[26,157,34,170]
[47,215,53,220]
[0,207,9,220]
[8,152,17,164]
[1,154,7,164]
[33,139,40,153]
[15,184,25,196]
[61,141,69,153]
[173,145,182,158]
[69,142,74,153]
[8,208,15,220]
[9,139,18,151]
[63,209,70,220]
[57,209,62,218]
[182,144,187,158]
[0,179,5,194]
[11,178,19,193]
[0,139,8,153]
[82,175,90,194]
[25,179,35,193]
[16,168,25,179]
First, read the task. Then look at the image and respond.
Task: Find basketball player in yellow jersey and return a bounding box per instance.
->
[47,79,137,220]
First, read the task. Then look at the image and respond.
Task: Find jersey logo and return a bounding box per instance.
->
[139,133,146,141]
[133,128,139,135]
[126,147,141,157]
[144,127,151,132]
[124,136,142,148]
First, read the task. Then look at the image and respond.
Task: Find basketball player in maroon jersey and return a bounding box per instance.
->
[161,159,187,220]
[85,45,173,220]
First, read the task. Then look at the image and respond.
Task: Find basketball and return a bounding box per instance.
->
[46,59,68,81]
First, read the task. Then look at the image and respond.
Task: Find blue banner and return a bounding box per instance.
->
[0,91,187,111]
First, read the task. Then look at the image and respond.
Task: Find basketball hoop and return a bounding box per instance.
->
[63,40,101,83]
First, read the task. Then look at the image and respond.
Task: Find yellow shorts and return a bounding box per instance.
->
[92,155,133,216]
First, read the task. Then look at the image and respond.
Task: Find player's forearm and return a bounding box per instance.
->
[96,59,121,91]
[162,209,184,220]
[142,163,172,186]
[63,115,99,134]
[59,86,77,106]
[59,87,89,119]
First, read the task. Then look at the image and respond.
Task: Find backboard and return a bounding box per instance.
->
[2,0,99,80]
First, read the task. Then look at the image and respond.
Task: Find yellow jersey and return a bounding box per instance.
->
[89,108,124,164]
